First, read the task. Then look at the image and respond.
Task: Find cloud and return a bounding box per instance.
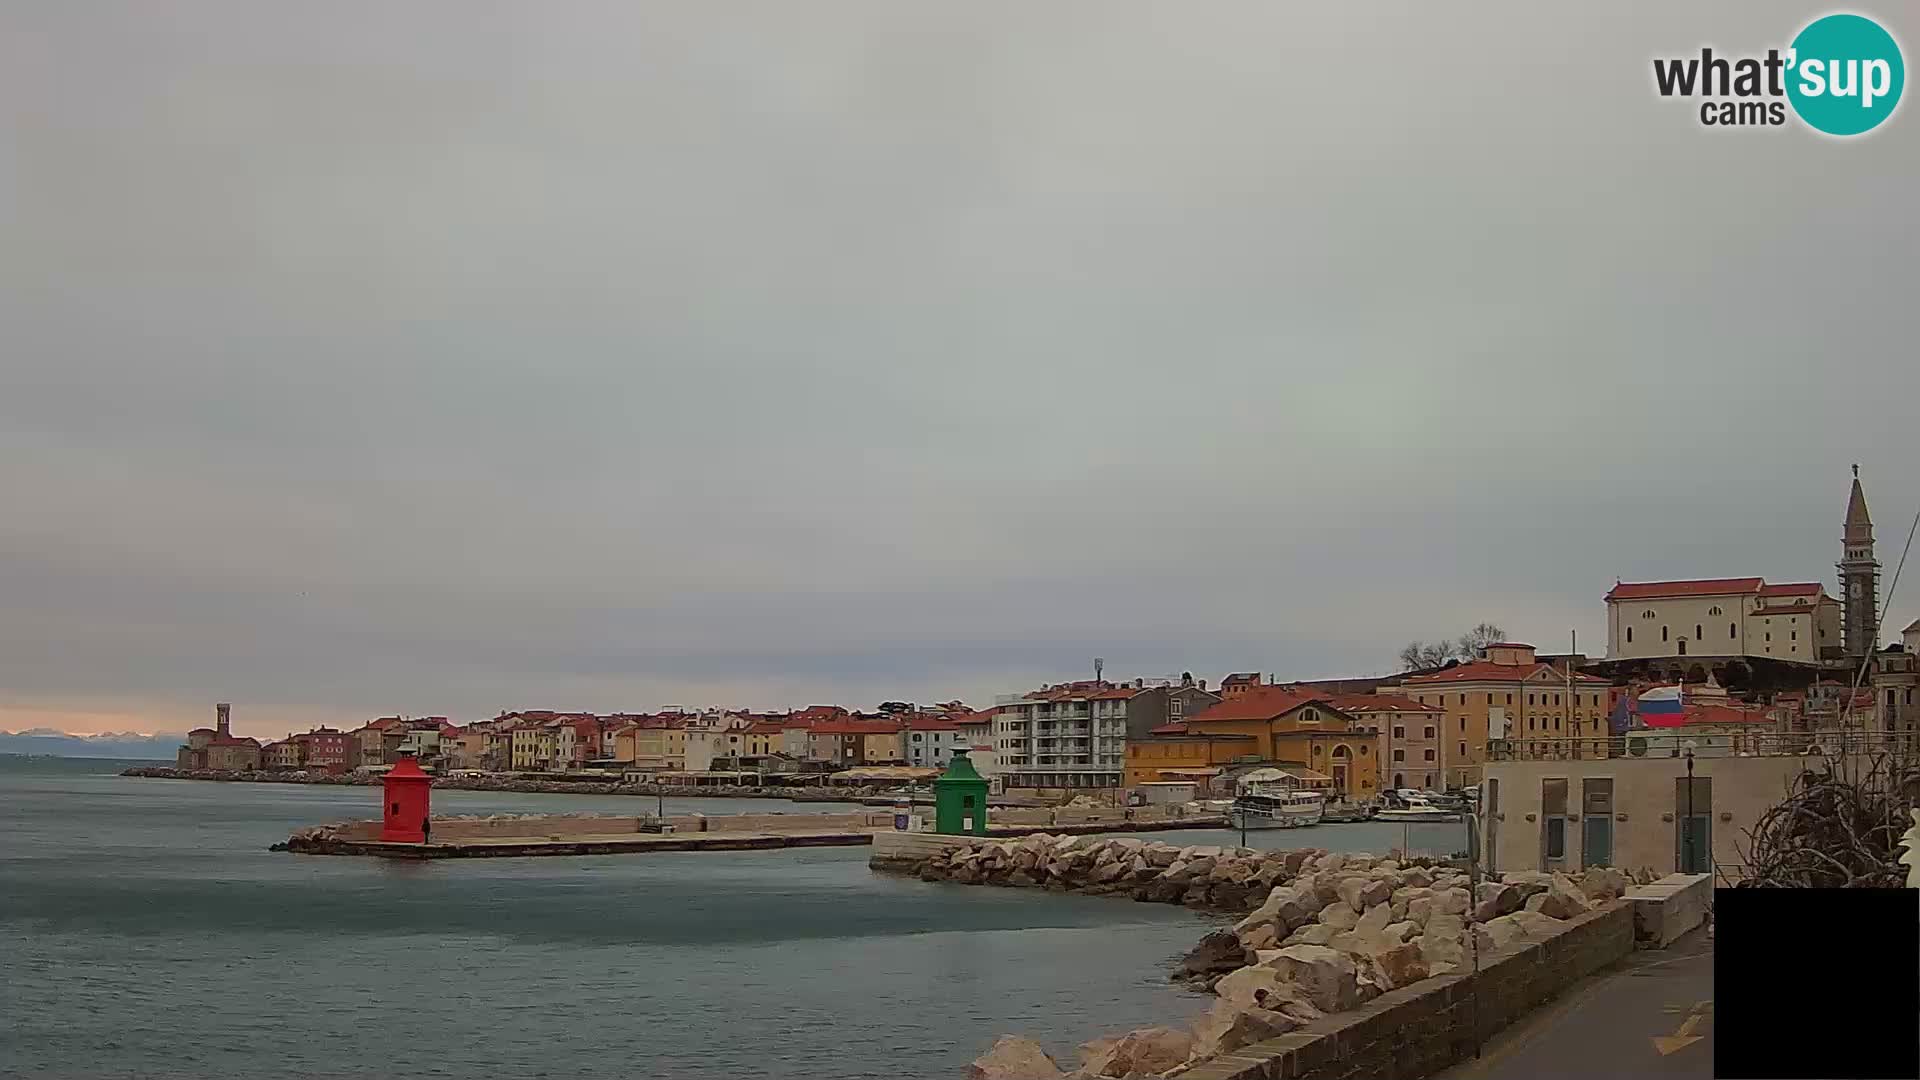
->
[3,2,1915,737]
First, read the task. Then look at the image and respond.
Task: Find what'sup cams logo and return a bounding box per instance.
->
[1653,12,1904,135]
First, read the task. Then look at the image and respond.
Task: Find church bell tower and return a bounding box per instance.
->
[1839,465,1880,661]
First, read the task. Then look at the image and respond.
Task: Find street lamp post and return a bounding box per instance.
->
[1682,747,1696,873]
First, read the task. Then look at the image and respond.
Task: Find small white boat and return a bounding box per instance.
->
[1375,794,1461,823]
[1229,789,1326,829]
[1374,806,1461,823]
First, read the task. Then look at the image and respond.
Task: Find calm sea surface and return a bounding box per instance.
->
[0,757,1468,1079]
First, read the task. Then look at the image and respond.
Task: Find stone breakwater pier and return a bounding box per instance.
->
[281,808,1230,859]
[870,834,1712,1080]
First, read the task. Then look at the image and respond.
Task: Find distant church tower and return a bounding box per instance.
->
[1840,465,1880,661]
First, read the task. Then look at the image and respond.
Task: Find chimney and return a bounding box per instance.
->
[216,702,231,739]
[1200,679,1208,691]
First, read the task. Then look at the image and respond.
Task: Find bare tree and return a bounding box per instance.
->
[1456,622,1507,660]
[1398,622,1507,671]
[1398,640,1455,671]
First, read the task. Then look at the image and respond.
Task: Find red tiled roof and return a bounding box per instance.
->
[744,722,787,735]
[953,709,999,726]
[1185,687,1329,723]
[810,719,907,735]
[1402,660,1609,685]
[1319,692,1442,714]
[1011,680,1130,703]
[1222,672,1262,684]
[1606,577,1764,601]
[1148,722,1189,735]
[1640,703,1773,729]
[1758,582,1823,597]
[903,717,962,732]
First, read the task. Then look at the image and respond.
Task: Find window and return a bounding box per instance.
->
[1730,622,1737,639]
[1459,717,1466,732]
[1393,749,1405,762]
[1458,694,1466,705]
[1708,605,1723,616]
[1791,630,1797,640]
[1393,725,1405,739]
[1424,726,1436,739]
[1627,627,1633,643]
[1528,718,1536,731]
[1642,609,1656,619]
[1487,693,1494,705]
[1662,626,1669,642]
[1695,624,1703,640]
[1423,749,1435,761]
[1766,632,1771,642]
[1457,741,1467,758]
[1528,693,1535,705]
[1359,745,1369,756]
[1543,777,1569,861]
[1506,693,1513,705]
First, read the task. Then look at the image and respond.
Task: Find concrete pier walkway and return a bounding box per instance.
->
[1436,926,1714,1080]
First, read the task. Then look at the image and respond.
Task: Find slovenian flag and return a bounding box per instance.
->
[1638,685,1684,715]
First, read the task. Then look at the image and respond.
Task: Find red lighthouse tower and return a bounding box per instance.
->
[380,754,433,843]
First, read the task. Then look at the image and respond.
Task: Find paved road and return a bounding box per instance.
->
[1437,927,1714,1080]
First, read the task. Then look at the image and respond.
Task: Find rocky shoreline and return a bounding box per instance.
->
[119,766,892,801]
[893,835,1647,1079]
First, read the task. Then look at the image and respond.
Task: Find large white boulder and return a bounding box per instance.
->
[1579,866,1630,902]
[1079,1027,1194,1078]
[1316,900,1360,931]
[967,1036,1063,1080]
[1189,999,1300,1061]
[1261,944,1362,1013]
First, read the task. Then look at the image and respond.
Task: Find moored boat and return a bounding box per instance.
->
[1228,789,1326,829]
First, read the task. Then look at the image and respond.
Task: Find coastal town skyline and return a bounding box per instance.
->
[15,469,1917,744]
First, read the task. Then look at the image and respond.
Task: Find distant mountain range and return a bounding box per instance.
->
[0,729,183,759]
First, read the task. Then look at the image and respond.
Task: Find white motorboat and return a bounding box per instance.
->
[1229,789,1326,829]
[1374,791,1463,822]
[1373,805,1461,823]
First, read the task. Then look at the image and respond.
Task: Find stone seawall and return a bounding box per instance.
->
[121,766,892,801]
[927,838,1647,1078]
[1180,903,1635,1080]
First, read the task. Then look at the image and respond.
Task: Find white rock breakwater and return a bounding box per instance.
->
[917,836,1646,1079]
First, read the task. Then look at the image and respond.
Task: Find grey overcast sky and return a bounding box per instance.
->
[3,2,1916,737]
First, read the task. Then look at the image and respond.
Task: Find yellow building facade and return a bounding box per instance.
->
[1168,689,1383,798]
[1391,643,1611,788]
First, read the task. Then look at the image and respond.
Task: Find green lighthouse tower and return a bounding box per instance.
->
[933,749,990,835]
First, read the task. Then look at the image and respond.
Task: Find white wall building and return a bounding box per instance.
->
[1605,577,1840,663]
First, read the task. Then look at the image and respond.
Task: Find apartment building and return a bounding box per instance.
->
[992,681,1130,791]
